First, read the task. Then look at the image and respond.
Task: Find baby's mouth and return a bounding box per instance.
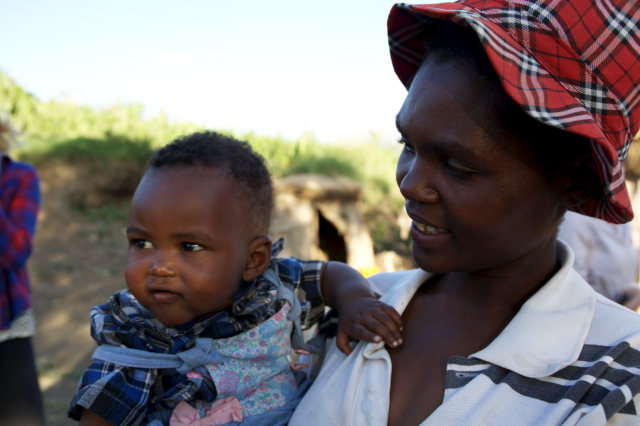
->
[149,287,180,303]
[413,221,447,234]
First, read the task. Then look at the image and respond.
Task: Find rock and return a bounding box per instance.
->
[269,174,376,270]
[37,161,144,208]
[276,174,362,201]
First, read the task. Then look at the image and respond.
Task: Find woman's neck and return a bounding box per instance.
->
[422,237,560,312]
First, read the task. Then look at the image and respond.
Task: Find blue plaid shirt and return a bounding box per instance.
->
[68,240,325,426]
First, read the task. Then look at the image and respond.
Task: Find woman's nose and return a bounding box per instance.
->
[397,159,440,204]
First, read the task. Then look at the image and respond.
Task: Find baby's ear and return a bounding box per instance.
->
[242,235,273,282]
[558,152,602,208]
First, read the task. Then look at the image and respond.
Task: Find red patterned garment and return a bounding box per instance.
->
[0,155,40,330]
[388,0,640,224]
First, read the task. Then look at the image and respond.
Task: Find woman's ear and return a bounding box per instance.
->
[242,235,273,282]
[558,152,602,208]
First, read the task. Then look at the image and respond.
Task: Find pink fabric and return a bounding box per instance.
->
[187,370,205,379]
[170,397,243,426]
[290,349,309,370]
[288,362,308,371]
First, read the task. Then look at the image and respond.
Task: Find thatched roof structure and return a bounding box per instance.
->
[269,174,376,270]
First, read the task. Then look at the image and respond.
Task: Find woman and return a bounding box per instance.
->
[290,1,640,425]
[0,114,44,426]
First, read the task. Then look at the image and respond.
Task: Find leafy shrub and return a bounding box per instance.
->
[18,135,154,167]
[2,70,403,212]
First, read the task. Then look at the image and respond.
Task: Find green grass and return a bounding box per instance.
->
[4,70,404,215]
[78,203,129,225]
[244,131,403,209]
[15,131,403,212]
[2,71,205,147]
[17,135,154,167]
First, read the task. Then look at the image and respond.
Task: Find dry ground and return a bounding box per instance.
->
[28,170,132,425]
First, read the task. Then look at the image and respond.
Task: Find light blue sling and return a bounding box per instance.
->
[92,267,316,426]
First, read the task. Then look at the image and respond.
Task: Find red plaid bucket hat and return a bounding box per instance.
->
[388,0,640,223]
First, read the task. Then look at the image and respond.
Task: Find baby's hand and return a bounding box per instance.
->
[336,297,403,356]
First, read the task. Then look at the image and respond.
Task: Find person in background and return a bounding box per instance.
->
[559,211,640,311]
[0,114,44,425]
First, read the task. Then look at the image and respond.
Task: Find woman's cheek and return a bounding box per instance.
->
[396,155,410,189]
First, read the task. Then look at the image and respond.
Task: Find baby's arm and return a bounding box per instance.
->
[321,261,403,355]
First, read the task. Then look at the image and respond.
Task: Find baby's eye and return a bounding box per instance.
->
[182,242,204,252]
[132,239,153,249]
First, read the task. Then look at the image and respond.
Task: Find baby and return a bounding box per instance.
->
[68,132,402,426]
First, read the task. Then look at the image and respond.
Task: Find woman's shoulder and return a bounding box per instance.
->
[367,269,422,295]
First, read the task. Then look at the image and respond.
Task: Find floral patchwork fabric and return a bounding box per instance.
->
[195,303,298,418]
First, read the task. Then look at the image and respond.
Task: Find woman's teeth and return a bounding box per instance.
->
[414,221,446,234]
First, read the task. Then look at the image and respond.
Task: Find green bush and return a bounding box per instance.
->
[18,135,154,167]
[0,72,39,133]
[1,71,205,147]
[241,131,402,209]
[2,70,403,211]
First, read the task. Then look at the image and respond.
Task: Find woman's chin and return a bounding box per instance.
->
[411,244,456,274]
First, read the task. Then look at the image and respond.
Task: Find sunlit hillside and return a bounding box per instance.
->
[1,71,403,211]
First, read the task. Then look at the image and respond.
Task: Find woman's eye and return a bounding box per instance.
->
[133,239,153,249]
[398,138,416,155]
[182,242,204,252]
[445,162,474,179]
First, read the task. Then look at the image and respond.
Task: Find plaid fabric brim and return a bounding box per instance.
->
[388,1,640,223]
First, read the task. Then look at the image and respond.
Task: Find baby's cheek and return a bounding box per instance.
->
[124,258,146,289]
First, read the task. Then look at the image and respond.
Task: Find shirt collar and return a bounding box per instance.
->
[107,290,224,339]
[373,241,596,378]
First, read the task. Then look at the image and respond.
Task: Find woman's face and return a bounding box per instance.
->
[396,56,566,274]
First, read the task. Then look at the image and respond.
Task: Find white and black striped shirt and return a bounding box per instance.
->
[290,242,640,425]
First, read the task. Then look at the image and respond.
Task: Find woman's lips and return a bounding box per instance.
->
[410,220,450,248]
[151,290,180,303]
[413,221,447,234]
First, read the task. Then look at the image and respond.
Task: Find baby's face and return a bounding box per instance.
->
[125,166,252,326]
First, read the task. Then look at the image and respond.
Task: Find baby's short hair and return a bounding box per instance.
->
[149,131,273,234]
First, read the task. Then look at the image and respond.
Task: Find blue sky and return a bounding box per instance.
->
[2,0,442,142]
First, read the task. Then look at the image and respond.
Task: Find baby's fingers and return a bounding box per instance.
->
[348,323,384,346]
[358,317,402,348]
[381,304,403,331]
[371,310,403,346]
[336,330,355,356]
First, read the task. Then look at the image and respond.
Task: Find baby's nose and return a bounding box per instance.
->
[149,255,177,277]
